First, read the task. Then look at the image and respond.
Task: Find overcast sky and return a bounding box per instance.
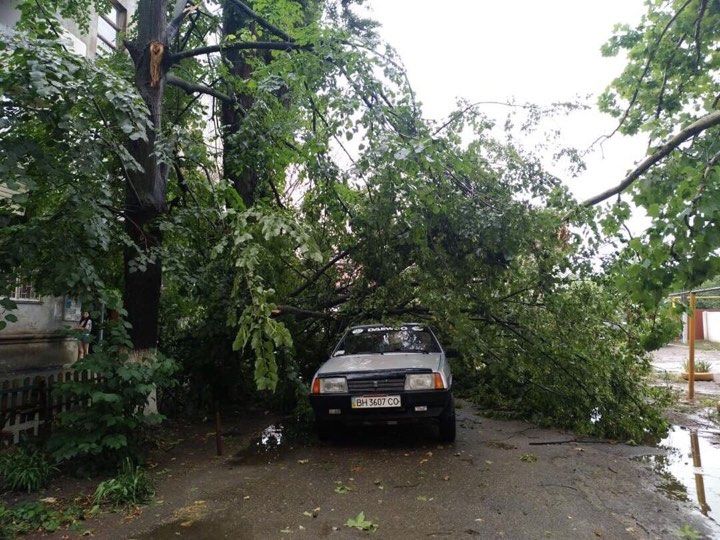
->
[365,0,650,203]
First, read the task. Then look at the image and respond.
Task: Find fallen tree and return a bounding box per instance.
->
[0,0,699,443]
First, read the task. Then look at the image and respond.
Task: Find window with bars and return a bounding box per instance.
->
[11,284,38,301]
[97,1,127,55]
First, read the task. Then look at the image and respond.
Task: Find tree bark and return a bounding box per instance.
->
[221,2,259,207]
[123,0,170,349]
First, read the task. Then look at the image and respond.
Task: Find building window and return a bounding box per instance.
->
[97,1,127,55]
[11,284,38,301]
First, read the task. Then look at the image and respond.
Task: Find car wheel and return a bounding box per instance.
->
[316,420,333,442]
[438,400,456,443]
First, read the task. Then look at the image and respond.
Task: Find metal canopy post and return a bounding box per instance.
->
[688,292,696,400]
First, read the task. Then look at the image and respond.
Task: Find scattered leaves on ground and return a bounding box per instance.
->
[334,481,353,494]
[303,507,320,518]
[172,500,208,527]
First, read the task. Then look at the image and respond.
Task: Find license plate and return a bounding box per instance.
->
[351,395,402,409]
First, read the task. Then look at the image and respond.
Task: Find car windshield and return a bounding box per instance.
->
[334,326,440,355]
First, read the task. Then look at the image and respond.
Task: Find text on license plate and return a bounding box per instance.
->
[351,395,401,409]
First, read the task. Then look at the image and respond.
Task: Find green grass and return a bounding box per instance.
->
[93,459,154,508]
[0,448,57,493]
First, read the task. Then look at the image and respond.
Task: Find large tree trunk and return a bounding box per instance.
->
[221,2,259,207]
[123,0,169,349]
[221,1,297,207]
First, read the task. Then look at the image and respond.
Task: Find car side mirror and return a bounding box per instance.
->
[445,348,460,359]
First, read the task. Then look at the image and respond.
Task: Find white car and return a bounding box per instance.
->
[309,323,456,442]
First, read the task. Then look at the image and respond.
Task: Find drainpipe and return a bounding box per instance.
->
[99,302,105,344]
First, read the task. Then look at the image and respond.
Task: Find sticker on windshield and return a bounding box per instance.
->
[351,328,364,334]
[366,326,398,332]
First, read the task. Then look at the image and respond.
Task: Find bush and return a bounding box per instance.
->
[93,459,154,507]
[48,321,177,470]
[0,448,57,493]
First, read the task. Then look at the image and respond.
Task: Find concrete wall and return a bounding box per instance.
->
[0,297,79,373]
[703,311,720,343]
[7,297,73,335]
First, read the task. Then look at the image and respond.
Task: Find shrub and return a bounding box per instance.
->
[0,448,57,493]
[48,321,177,470]
[93,459,154,507]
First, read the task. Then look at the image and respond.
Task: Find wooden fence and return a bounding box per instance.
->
[0,369,98,445]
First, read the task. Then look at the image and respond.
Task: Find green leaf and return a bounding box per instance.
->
[101,434,127,450]
[345,511,377,532]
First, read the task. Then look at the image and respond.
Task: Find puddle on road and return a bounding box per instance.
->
[229,424,287,466]
[635,424,720,527]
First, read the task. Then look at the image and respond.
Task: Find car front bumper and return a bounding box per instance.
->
[309,389,452,425]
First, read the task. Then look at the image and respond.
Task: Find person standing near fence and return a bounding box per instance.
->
[77,311,92,359]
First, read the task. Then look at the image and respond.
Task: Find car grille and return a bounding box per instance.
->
[348,377,405,394]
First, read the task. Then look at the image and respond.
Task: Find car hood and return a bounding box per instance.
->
[317,352,442,375]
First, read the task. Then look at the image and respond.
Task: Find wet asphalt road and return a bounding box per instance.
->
[75,403,714,540]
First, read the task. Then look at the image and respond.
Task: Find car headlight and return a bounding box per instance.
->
[405,373,435,390]
[318,377,348,394]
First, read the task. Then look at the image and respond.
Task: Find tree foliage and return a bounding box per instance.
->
[596,0,720,304]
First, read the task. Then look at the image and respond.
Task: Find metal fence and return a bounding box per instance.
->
[0,369,98,444]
